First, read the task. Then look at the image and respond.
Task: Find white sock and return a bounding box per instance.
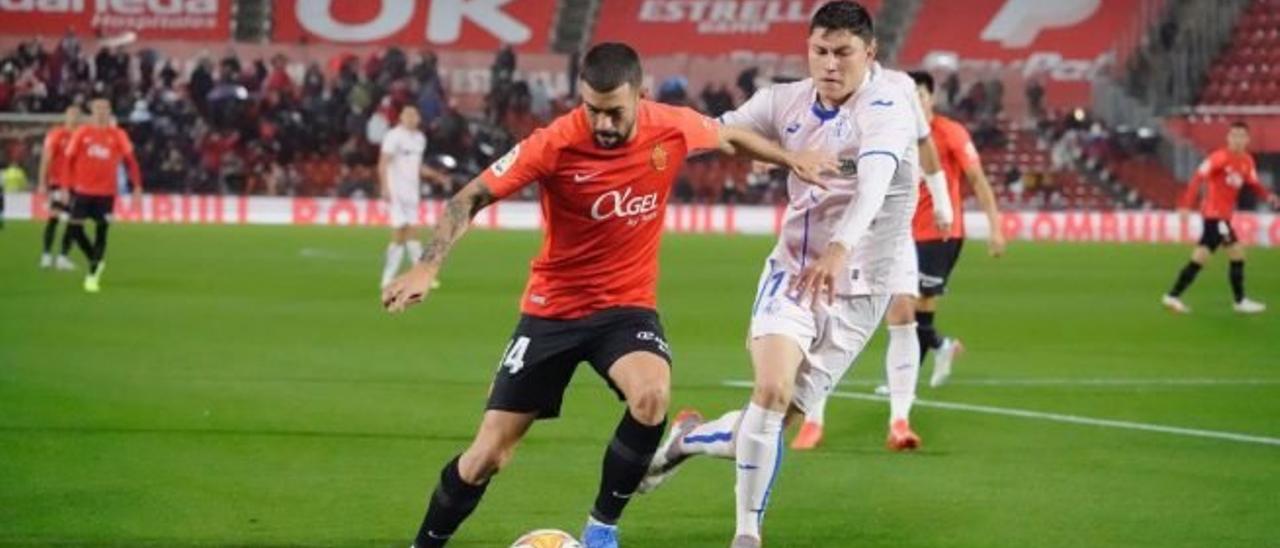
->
[677,409,741,459]
[404,239,423,266]
[886,323,920,423]
[805,396,827,426]
[382,243,406,288]
[735,402,785,539]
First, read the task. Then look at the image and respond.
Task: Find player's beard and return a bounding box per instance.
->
[594,130,624,149]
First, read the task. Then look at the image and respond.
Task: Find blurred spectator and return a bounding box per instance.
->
[700,84,735,118]
[942,71,960,109]
[1026,76,1045,120]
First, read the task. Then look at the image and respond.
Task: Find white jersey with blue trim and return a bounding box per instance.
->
[721,62,926,294]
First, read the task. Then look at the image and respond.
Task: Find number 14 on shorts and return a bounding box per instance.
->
[499,337,532,374]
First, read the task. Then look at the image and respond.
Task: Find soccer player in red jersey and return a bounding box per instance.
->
[64,98,142,293]
[1164,121,1278,314]
[381,43,832,548]
[37,105,82,271]
[907,71,1005,386]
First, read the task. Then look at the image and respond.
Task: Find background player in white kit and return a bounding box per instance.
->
[638,3,949,545]
[379,106,448,289]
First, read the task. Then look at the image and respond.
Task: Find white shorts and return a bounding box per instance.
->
[749,261,892,414]
[388,196,419,228]
[847,191,919,297]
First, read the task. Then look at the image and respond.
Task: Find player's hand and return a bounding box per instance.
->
[786,150,837,188]
[989,231,1007,258]
[790,243,847,307]
[933,206,954,239]
[1268,195,1280,209]
[382,263,439,313]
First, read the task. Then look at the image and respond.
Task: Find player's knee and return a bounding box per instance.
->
[627,384,669,425]
[752,379,793,411]
[460,442,515,483]
[887,295,916,324]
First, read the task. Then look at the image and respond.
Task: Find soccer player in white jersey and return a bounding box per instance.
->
[637,2,950,545]
[379,106,448,289]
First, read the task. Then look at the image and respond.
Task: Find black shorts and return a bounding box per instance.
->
[69,193,116,222]
[1199,218,1238,251]
[486,307,672,420]
[917,239,965,297]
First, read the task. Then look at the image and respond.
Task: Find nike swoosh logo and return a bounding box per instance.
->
[612,490,634,499]
[426,531,451,540]
[870,99,894,107]
[574,171,604,183]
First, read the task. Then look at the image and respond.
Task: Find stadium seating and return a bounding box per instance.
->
[1196,0,1280,106]
[978,118,1117,210]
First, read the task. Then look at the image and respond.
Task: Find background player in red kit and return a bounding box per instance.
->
[908,71,1005,386]
[64,98,142,293]
[37,105,81,271]
[1164,121,1278,314]
[381,43,832,548]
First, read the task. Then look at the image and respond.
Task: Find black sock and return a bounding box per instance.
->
[916,311,943,362]
[591,411,666,525]
[42,218,59,253]
[60,226,74,255]
[1168,261,1202,297]
[413,456,489,547]
[91,221,110,270]
[1229,260,1245,303]
[68,224,95,267]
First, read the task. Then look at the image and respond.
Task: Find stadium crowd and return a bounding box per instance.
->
[1,34,1141,208]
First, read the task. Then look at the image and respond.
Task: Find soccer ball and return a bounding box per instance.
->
[510,529,583,548]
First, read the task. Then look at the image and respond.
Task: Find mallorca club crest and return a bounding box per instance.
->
[651,144,669,171]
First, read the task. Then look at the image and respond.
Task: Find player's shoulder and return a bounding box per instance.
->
[857,69,913,110]
[534,105,589,146]
[640,99,708,124]
[639,100,719,139]
[933,115,969,137]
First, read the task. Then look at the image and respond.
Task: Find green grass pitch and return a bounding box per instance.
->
[1,221,1277,547]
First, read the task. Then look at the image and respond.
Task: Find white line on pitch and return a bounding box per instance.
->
[720,380,1280,447]
[830,378,1280,387]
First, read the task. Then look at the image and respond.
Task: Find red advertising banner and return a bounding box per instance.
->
[898,0,1142,64]
[592,0,882,56]
[272,0,552,52]
[897,0,1147,109]
[0,0,231,41]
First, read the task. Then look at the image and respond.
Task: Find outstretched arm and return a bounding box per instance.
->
[717,125,836,186]
[382,178,496,312]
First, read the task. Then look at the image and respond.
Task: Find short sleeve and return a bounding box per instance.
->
[479,126,560,199]
[669,106,722,153]
[855,90,916,164]
[718,86,777,140]
[379,130,399,155]
[114,128,135,155]
[952,124,981,171]
[43,131,59,156]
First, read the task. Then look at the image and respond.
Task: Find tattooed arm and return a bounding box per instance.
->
[382,178,496,312]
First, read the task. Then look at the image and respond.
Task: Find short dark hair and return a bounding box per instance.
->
[810,1,875,43]
[581,43,642,93]
[908,71,934,94]
[1230,120,1249,131]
